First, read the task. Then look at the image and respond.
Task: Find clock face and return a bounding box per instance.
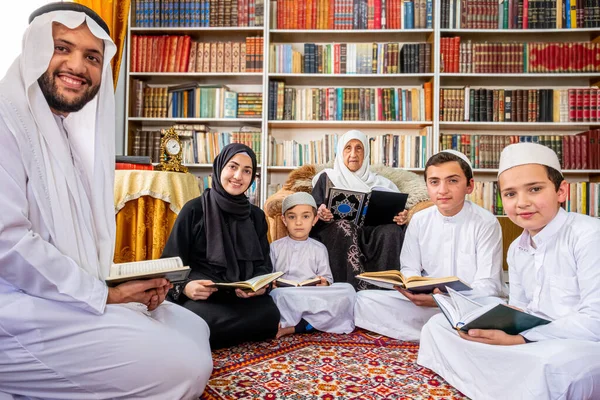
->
[166,138,181,155]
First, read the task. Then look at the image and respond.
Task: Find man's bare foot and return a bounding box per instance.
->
[276,325,295,339]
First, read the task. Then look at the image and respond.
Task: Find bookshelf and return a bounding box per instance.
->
[124,0,600,217]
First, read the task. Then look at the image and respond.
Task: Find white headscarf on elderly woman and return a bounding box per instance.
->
[312,130,399,192]
[0,10,117,281]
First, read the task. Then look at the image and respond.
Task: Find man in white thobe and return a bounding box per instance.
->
[355,150,504,340]
[418,143,600,399]
[0,3,212,399]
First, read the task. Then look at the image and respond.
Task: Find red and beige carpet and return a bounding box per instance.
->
[201,329,466,399]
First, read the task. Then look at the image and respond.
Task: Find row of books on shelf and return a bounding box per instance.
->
[134,0,264,27]
[271,0,433,29]
[441,0,600,29]
[441,39,600,73]
[268,134,338,166]
[195,174,262,205]
[440,87,600,123]
[267,129,431,167]
[466,181,600,217]
[267,82,433,121]
[132,80,263,118]
[177,125,263,163]
[440,130,600,170]
[131,130,163,162]
[131,35,263,73]
[269,42,432,74]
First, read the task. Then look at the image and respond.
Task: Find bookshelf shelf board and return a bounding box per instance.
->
[440,29,600,34]
[129,72,264,84]
[440,73,600,78]
[270,29,434,34]
[129,72,263,86]
[128,117,263,127]
[268,165,425,172]
[130,72,263,77]
[269,29,434,41]
[131,27,264,33]
[268,73,434,85]
[268,120,433,129]
[269,73,434,78]
[439,122,593,131]
[471,168,600,174]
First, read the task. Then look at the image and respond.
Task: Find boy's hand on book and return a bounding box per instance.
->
[458,329,527,346]
[235,287,266,298]
[393,210,409,225]
[396,287,441,307]
[317,204,334,222]
[107,278,171,307]
[184,280,218,300]
[316,276,330,286]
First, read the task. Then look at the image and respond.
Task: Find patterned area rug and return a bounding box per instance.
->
[201,329,466,399]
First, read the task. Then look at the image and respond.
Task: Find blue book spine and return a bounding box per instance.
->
[405,1,414,29]
[337,88,343,120]
[173,0,180,27]
[195,0,201,27]
[426,0,433,29]
[394,89,399,121]
[401,89,407,121]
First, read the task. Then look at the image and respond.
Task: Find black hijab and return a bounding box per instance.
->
[201,143,264,282]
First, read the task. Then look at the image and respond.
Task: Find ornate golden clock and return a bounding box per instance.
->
[158,128,188,173]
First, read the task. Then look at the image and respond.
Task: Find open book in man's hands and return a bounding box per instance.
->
[106,257,191,287]
[356,270,471,294]
[434,288,552,335]
[276,277,321,288]
[209,272,284,292]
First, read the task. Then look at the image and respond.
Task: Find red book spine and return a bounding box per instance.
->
[581,132,588,170]
[583,89,591,123]
[131,35,138,72]
[575,135,582,170]
[568,89,576,122]
[522,0,528,29]
[569,136,576,170]
[576,88,584,122]
[591,88,598,122]
[374,0,381,29]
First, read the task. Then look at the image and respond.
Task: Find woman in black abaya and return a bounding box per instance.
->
[163,143,279,349]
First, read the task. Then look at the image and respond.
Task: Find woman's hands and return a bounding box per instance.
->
[317,204,334,222]
[393,209,409,225]
[184,280,218,300]
[236,287,267,298]
[107,278,173,311]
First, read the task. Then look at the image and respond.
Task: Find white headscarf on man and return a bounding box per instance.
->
[312,130,399,192]
[0,11,117,279]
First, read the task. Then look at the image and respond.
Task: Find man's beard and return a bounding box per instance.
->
[38,71,100,113]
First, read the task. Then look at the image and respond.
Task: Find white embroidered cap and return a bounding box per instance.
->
[438,149,473,175]
[282,192,318,214]
[498,143,562,178]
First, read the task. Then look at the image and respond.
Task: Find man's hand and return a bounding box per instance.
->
[317,204,334,222]
[393,209,409,225]
[236,287,266,298]
[316,276,330,286]
[107,278,173,311]
[458,329,526,346]
[395,287,441,307]
[184,280,218,301]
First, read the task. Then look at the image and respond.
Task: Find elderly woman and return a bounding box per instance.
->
[311,130,407,289]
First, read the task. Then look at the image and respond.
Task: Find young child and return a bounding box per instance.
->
[417,143,600,399]
[354,149,504,341]
[270,192,356,338]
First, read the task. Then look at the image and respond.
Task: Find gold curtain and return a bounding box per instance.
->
[74,0,131,87]
[114,196,179,263]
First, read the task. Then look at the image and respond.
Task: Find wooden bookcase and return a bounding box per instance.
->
[123,0,600,222]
